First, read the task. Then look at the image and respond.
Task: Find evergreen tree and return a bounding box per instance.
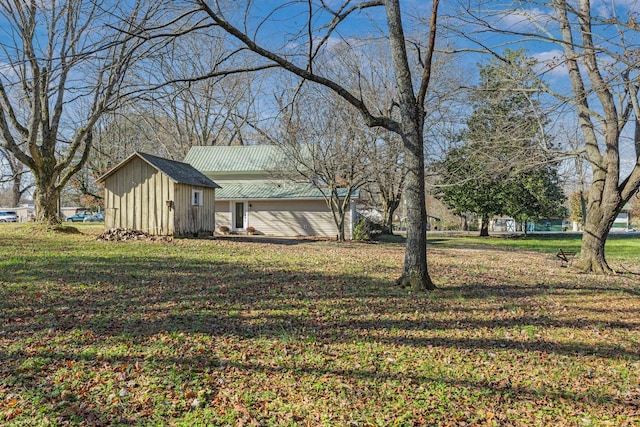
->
[437,49,564,235]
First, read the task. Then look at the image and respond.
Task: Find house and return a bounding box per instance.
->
[612,203,632,231]
[184,145,357,238]
[0,205,35,222]
[97,151,220,236]
[490,217,516,232]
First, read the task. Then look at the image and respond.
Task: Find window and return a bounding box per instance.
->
[192,189,203,206]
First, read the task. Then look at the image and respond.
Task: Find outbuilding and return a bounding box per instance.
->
[97,151,221,236]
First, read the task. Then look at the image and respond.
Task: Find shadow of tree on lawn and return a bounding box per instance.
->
[1,234,639,424]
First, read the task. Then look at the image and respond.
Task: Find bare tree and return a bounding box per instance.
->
[365,129,405,233]
[454,0,640,273]
[134,31,266,158]
[0,147,31,207]
[91,110,160,166]
[278,88,372,241]
[66,108,161,210]
[0,0,164,224]
[184,0,441,290]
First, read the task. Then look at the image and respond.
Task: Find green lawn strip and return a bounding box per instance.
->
[428,232,640,262]
[0,224,638,425]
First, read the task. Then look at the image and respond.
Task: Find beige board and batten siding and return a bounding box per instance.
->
[103,155,174,235]
[173,184,216,236]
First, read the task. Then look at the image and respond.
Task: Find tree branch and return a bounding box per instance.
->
[417,0,440,108]
[194,0,399,132]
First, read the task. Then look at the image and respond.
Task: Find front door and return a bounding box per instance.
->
[234,202,245,230]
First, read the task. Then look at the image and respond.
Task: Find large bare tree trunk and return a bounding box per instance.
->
[32,150,63,224]
[34,183,61,225]
[575,172,621,273]
[578,225,612,274]
[397,122,433,289]
[386,0,435,290]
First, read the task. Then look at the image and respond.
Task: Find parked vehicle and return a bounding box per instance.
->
[0,211,18,222]
[65,211,90,222]
[83,212,104,222]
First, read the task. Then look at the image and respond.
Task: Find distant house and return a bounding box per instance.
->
[612,203,632,231]
[97,151,220,236]
[184,145,357,238]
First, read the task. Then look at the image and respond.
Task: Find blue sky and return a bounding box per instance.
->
[2,0,640,173]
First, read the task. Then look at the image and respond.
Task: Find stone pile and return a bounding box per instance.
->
[97,228,172,242]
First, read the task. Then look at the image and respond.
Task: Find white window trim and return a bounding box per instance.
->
[192,189,203,206]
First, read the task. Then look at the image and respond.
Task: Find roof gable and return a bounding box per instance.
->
[97,152,221,189]
[184,145,288,174]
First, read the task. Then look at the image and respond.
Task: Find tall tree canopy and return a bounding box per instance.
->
[455,0,640,273]
[0,0,163,224]
[437,49,565,234]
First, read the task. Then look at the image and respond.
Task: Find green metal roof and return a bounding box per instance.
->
[184,145,288,174]
[214,180,357,200]
[184,145,358,201]
[215,180,322,200]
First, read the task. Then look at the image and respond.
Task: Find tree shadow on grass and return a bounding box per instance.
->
[2,236,640,424]
[442,281,640,298]
[220,359,639,418]
[1,245,639,359]
[0,345,220,425]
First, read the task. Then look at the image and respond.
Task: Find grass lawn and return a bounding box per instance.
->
[1,224,639,426]
[426,232,640,264]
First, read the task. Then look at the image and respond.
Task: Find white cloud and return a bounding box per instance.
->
[498,7,553,32]
[592,0,640,16]
[533,49,569,80]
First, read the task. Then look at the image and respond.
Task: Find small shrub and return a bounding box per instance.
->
[246,226,256,235]
[219,225,230,234]
[353,218,371,241]
[353,217,384,241]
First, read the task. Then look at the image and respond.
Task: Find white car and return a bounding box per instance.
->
[0,211,18,222]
